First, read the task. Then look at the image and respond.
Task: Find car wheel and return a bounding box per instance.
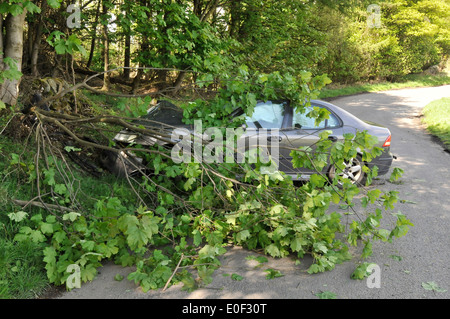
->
[328,156,366,186]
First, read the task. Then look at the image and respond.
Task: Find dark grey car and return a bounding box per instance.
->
[111,99,394,184]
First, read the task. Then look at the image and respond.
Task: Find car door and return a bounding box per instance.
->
[239,101,289,173]
[280,104,344,178]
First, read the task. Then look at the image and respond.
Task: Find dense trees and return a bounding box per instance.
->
[0,0,448,107]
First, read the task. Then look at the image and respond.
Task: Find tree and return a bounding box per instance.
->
[101,0,111,91]
[0,4,28,106]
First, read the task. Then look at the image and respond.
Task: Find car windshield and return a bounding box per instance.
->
[245,101,287,129]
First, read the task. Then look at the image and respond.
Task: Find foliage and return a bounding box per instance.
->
[47,31,87,57]
[421,281,447,293]
[421,97,450,151]
[4,67,412,293]
[315,0,450,83]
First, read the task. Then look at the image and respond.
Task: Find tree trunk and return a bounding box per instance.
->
[86,0,101,68]
[101,0,111,91]
[229,1,240,38]
[122,3,131,80]
[0,11,27,106]
[30,0,47,76]
[0,14,4,65]
[173,70,186,93]
[123,33,131,80]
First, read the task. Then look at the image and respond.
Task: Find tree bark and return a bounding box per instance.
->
[30,0,47,76]
[123,4,131,80]
[86,0,101,68]
[0,14,4,65]
[123,33,131,80]
[101,0,111,91]
[0,10,27,106]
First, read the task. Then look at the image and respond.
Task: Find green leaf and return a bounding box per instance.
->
[290,237,305,252]
[231,273,243,281]
[43,168,56,186]
[47,0,62,9]
[126,224,149,250]
[422,281,447,293]
[192,229,202,246]
[63,212,81,222]
[197,266,215,286]
[389,167,404,182]
[264,268,284,280]
[54,183,67,195]
[30,229,46,243]
[265,244,281,257]
[40,222,54,235]
[389,255,403,262]
[315,291,337,299]
[80,263,98,282]
[24,1,41,14]
[140,215,159,240]
[8,211,28,222]
[181,276,197,292]
[53,231,67,243]
[64,146,82,153]
[114,274,124,281]
[236,229,250,243]
[54,42,68,55]
[351,263,376,280]
[313,242,328,254]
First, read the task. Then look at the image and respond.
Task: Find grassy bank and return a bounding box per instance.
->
[319,73,450,99]
[422,97,450,151]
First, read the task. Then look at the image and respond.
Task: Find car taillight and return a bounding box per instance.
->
[383,135,391,147]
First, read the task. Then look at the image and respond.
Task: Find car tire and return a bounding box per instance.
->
[328,155,366,186]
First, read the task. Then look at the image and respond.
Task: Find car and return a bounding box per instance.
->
[108,99,394,185]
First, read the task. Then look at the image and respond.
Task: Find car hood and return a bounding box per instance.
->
[114,100,193,146]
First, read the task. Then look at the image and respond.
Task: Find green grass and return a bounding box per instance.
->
[319,73,450,99]
[0,239,49,299]
[422,97,450,151]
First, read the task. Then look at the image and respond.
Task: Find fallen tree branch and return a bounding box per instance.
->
[36,66,199,108]
[163,253,184,291]
[12,199,74,212]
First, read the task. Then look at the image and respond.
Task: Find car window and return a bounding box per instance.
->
[292,106,340,129]
[245,101,286,129]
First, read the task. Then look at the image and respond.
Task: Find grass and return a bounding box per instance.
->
[0,239,49,299]
[319,73,450,99]
[422,97,450,151]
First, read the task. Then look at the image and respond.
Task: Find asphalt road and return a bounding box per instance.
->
[56,85,450,300]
